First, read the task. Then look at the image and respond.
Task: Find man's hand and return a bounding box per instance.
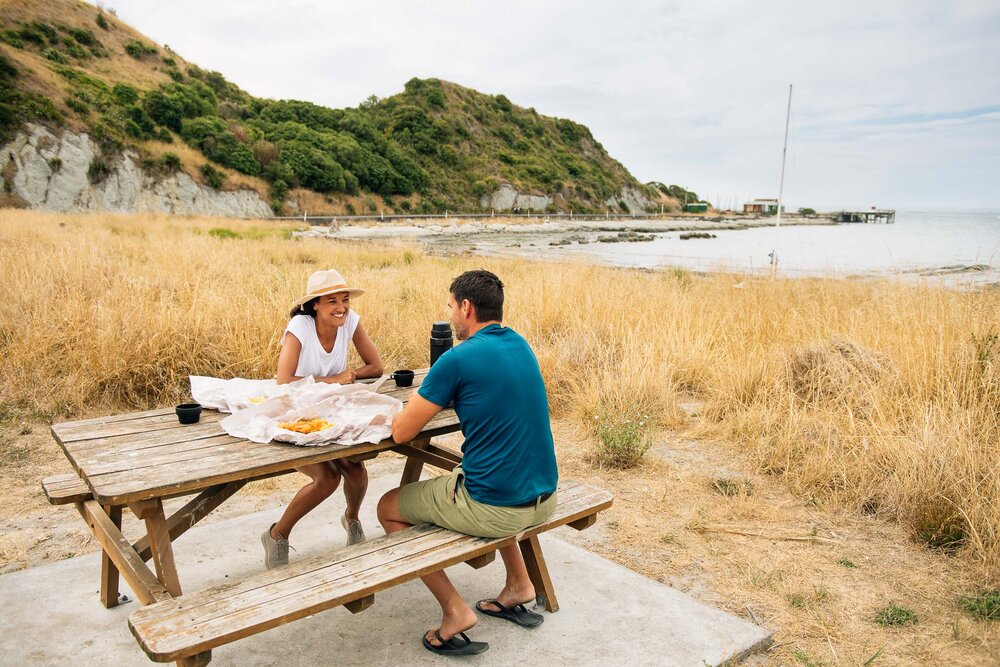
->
[392,392,444,443]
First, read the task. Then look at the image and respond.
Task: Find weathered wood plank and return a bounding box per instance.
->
[520,534,559,612]
[390,444,458,472]
[133,482,246,562]
[76,500,171,606]
[143,499,182,598]
[41,473,92,504]
[343,594,374,614]
[100,504,123,608]
[55,411,226,445]
[135,483,590,622]
[129,482,610,662]
[399,437,430,485]
[53,407,175,431]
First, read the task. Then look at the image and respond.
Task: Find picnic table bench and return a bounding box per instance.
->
[44,371,613,666]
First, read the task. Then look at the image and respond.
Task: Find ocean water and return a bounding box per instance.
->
[550,209,1000,284]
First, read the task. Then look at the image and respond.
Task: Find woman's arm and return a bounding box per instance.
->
[351,320,384,379]
[276,332,304,384]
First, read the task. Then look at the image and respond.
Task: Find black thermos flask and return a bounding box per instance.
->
[430,321,453,366]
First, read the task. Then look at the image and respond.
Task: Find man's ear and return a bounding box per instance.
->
[461,298,475,319]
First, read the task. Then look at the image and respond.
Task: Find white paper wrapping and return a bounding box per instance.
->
[190,376,402,447]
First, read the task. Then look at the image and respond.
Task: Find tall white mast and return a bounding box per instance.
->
[771,83,793,279]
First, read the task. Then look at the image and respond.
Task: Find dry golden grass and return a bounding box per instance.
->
[1,209,998,569]
[2,209,998,663]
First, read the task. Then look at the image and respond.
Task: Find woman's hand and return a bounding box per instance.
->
[327,370,357,385]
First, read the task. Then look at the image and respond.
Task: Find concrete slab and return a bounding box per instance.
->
[0,470,771,666]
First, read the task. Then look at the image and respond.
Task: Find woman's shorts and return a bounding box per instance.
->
[397,467,557,538]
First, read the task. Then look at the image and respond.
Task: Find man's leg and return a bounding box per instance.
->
[377,487,477,645]
[477,544,536,613]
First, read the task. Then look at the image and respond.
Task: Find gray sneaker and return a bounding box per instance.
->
[261,524,289,569]
[341,514,365,546]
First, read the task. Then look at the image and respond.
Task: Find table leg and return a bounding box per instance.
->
[100,504,123,608]
[399,436,431,485]
[134,499,183,598]
[132,482,245,562]
[518,535,559,612]
[76,501,170,606]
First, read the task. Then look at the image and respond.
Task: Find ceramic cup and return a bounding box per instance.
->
[391,370,415,387]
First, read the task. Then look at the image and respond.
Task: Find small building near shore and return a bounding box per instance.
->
[743,198,782,214]
[683,202,709,213]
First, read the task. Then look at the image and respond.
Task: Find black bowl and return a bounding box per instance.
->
[176,403,202,424]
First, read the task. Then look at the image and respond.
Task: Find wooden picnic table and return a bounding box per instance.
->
[48,370,461,606]
[45,369,611,666]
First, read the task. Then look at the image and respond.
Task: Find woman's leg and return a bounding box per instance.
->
[333,459,368,522]
[272,462,341,540]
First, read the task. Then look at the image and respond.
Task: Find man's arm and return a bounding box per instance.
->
[392,392,444,443]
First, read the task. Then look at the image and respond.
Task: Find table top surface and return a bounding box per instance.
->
[51,370,459,506]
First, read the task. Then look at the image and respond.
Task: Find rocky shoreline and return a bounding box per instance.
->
[294,214,838,257]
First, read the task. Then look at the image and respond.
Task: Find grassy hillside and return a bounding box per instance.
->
[0,0,679,215]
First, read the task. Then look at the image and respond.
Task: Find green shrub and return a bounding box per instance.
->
[169,69,184,82]
[959,589,1000,621]
[156,127,173,143]
[0,31,24,48]
[426,89,445,108]
[200,163,225,189]
[69,28,98,47]
[159,152,181,172]
[124,40,156,59]
[25,22,58,45]
[111,83,139,106]
[65,96,89,116]
[162,56,176,67]
[48,157,62,172]
[798,207,817,215]
[95,13,110,30]
[874,604,918,627]
[42,48,67,64]
[208,227,240,239]
[591,409,652,468]
[87,156,112,184]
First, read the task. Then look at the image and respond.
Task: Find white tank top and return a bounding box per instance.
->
[281,312,360,379]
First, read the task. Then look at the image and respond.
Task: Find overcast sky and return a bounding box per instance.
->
[101,0,1000,210]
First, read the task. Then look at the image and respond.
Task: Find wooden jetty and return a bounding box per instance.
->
[837,209,895,224]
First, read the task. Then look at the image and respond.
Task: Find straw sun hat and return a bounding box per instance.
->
[291,269,365,309]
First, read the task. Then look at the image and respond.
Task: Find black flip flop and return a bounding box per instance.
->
[475,598,544,628]
[422,629,489,656]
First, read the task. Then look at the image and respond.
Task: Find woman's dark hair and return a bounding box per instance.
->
[449,270,504,322]
[289,298,318,320]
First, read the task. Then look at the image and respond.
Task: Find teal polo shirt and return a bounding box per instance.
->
[417,324,559,506]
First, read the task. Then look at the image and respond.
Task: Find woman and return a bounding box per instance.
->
[261,269,384,569]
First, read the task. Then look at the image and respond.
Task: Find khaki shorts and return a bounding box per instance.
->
[397,467,557,539]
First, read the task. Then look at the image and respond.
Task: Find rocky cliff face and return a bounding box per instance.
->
[605,186,657,214]
[479,183,553,211]
[481,182,657,213]
[0,124,272,217]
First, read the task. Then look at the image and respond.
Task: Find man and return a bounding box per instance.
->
[377,269,559,656]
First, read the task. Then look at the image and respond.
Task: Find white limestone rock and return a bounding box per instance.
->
[0,124,273,218]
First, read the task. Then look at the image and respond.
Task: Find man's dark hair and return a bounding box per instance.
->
[450,270,504,322]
